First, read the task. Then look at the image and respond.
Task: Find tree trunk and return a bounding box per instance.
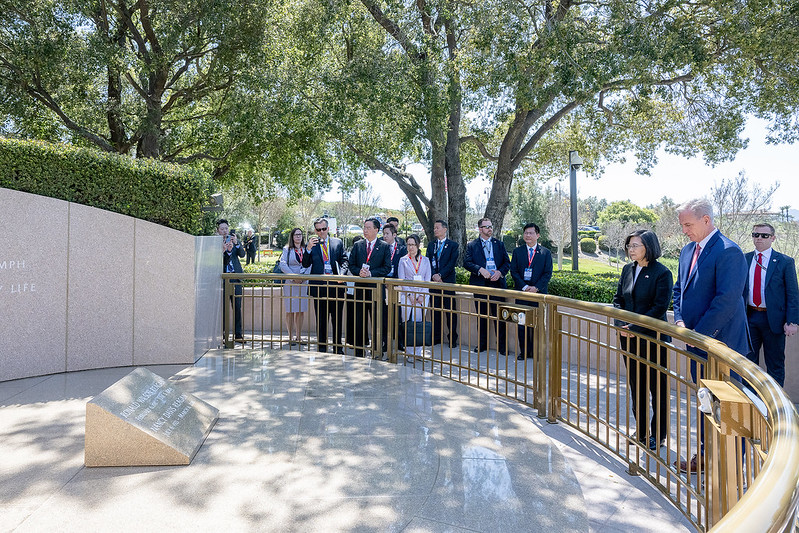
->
[443,19,466,264]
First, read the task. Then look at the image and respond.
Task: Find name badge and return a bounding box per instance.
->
[413,275,422,281]
[431,258,437,269]
[362,264,370,271]
[324,260,332,275]
[486,259,496,272]
[524,268,533,281]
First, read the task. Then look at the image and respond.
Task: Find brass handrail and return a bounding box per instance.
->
[221,273,799,531]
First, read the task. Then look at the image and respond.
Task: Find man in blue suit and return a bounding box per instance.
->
[302,217,348,353]
[464,217,511,354]
[217,219,246,344]
[744,223,799,387]
[426,220,460,346]
[381,224,407,353]
[510,223,553,360]
[672,198,749,473]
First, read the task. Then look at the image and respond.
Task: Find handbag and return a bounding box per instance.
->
[403,320,433,346]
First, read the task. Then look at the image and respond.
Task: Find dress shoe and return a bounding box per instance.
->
[517,354,527,361]
[498,347,508,356]
[473,346,487,353]
[649,437,665,451]
[675,454,703,473]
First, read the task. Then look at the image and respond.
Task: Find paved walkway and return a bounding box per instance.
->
[0,349,691,532]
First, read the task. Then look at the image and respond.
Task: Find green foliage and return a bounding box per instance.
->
[549,271,618,304]
[580,238,597,254]
[598,201,658,226]
[598,235,610,252]
[578,230,600,239]
[0,137,209,234]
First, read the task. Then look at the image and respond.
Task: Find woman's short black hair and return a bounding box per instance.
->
[406,234,422,257]
[625,229,661,262]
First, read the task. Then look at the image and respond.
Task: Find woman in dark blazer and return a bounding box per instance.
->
[613,229,673,451]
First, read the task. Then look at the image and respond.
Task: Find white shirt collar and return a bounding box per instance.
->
[755,247,772,263]
[696,228,718,251]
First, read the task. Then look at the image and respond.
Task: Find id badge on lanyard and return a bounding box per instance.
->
[524,268,533,280]
[486,259,496,272]
[324,260,333,274]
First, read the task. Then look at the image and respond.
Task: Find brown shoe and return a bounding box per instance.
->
[675,454,703,473]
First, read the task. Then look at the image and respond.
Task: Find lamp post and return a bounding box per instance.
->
[568,150,583,271]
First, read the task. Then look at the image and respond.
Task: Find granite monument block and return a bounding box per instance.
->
[85,368,218,467]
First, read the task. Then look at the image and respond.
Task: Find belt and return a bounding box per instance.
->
[748,305,767,312]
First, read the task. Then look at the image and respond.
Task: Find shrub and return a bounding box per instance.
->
[580,238,597,253]
[0,137,210,234]
[598,235,609,251]
[548,271,618,303]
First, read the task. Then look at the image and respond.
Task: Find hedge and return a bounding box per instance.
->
[0,137,210,234]
[549,271,618,303]
[580,238,597,253]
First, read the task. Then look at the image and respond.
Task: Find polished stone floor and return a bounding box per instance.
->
[0,349,691,532]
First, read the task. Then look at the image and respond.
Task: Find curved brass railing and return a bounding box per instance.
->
[222,273,799,531]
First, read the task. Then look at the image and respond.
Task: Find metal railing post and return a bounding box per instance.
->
[547,302,561,424]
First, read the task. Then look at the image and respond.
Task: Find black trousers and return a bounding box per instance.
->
[621,335,669,444]
[747,310,786,386]
[353,286,377,357]
[224,280,243,339]
[311,285,344,352]
[473,293,506,352]
[430,288,459,344]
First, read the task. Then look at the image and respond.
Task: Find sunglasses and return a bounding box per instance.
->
[752,232,773,239]
[480,225,493,229]
[315,227,328,232]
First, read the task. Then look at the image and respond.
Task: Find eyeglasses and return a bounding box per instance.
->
[752,232,773,239]
[480,225,493,229]
[315,227,328,232]
[625,243,644,250]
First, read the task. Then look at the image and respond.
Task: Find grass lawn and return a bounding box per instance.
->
[553,255,622,275]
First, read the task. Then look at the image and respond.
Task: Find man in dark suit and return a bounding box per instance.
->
[464,217,511,354]
[744,223,799,387]
[509,223,553,360]
[384,216,406,247]
[348,217,392,357]
[426,219,460,346]
[672,198,749,473]
[381,224,407,353]
[217,219,246,343]
[302,217,348,353]
[244,229,258,265]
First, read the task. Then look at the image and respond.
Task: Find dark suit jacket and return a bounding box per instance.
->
[386,242,407,279]
[464,237,510,288]
[348,239,392,278]
[244,235,258,254]
[223,241,246,274]
[426,238,459,284]
[613,260,673,340]
[672,230,749,354]
[510,244,553,295]
[744,249,799,334]
[301,237,348,279]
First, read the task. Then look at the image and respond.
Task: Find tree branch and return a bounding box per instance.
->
[460,135,498,161]
[349,144,431,210]
[360,0,423,61]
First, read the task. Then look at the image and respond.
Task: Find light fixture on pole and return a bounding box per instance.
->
[569,151,583,271]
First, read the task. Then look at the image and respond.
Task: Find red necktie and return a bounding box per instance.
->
[753,253,763,307]
[689,244,701,275]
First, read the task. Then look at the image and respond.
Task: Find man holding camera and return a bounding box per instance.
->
[302,217,348,353]
[217,219,246,343]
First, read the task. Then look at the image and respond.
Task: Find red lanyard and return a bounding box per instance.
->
[321,240,329,261]
[390,243,397,261]
[296,247,304,262]
[409,255,421,274]
[527,246,536,267]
